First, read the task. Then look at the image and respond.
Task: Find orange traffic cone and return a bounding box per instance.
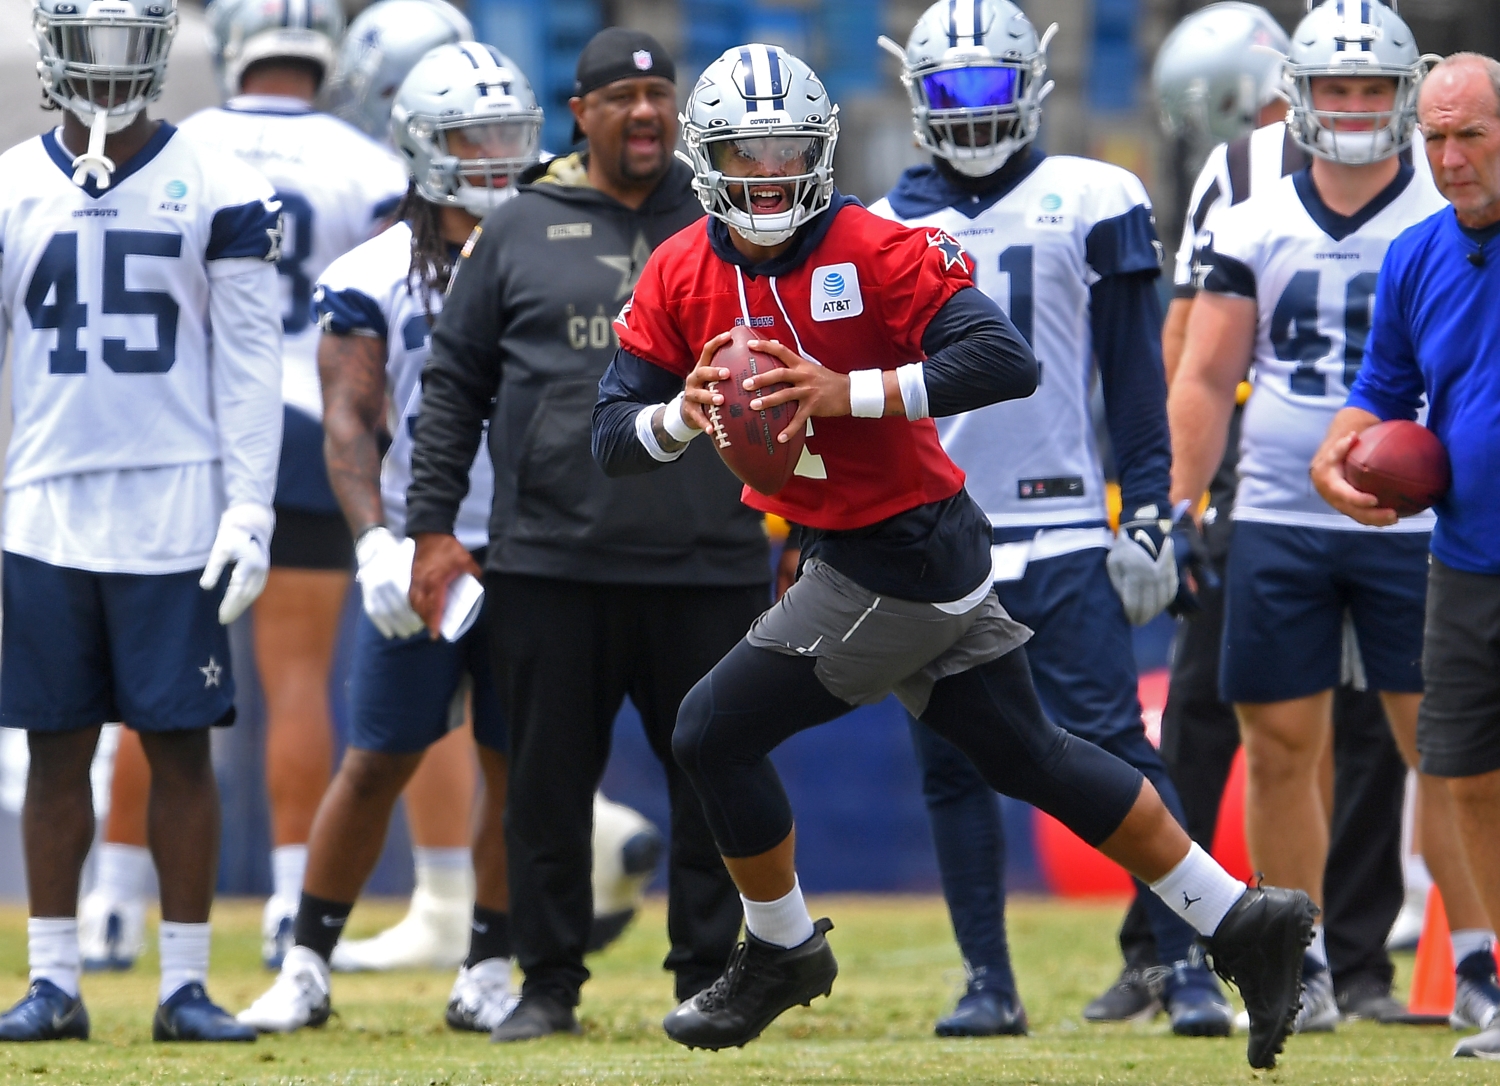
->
[1407,888,1454,1016]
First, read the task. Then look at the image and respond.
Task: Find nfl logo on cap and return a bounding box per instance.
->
[633,49,652,70]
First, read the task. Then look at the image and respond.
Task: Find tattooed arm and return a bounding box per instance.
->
[318,330,390,536]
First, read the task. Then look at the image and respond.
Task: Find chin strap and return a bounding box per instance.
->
[71,110,116,190]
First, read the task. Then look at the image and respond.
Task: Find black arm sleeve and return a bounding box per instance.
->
[919,286,1038,417]
[404,229,504,537]
[591,348,686,477]
[1091,270,1171,516]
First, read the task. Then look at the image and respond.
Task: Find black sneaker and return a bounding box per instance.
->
[662,918,837,1050]
[0,980,89,1041]
[1082,967,1162,1022]
[1203,886,1317,1070]
[489,991,581,1043]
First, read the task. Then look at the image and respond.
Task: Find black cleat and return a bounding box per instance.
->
[0,980,89,1041]
[153,982,257,1042]
[489,992,581,1043]
[662,917,837,1050]
[1204,886,1317,1070]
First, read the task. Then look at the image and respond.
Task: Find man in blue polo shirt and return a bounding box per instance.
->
[1311,51,1500,1062]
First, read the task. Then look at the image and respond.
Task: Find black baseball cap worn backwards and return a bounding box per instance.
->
[571,26,676,144]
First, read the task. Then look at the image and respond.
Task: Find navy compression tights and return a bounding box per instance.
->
[672,639,1145,859]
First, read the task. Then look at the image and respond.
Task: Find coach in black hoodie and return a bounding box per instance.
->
[405,30,768,1040]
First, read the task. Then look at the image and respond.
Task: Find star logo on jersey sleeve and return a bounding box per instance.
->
[199,656,223,689]
[926,230,968,272]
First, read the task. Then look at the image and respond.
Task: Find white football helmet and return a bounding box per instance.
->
[327,0,473,143]
[34,0,177,132]
[205,0,344,100]
[879,0,1056,177]
[679,43,838,247]
[1286,0,1427,165]
[390,42,542,217]
[1153,3,1291,148]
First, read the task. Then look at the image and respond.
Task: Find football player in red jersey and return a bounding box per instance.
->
[590,44,1315,1070]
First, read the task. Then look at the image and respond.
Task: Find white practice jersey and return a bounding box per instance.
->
[1199,163,1445,531]
[0,123,283,573]
[315,222,492,550]
[179,96,407,421]
[1175,120,1433,293]
[872,154,1162,540]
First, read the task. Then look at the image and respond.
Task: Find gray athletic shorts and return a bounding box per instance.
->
[746,558,1032,717]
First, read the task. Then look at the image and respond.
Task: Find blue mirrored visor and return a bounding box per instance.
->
[920,66,1021,111]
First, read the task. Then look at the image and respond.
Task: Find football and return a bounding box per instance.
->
[1343,419,1450,517]
[704,325,805,496]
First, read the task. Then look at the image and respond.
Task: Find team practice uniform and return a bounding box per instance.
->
[594,193,1152,888]
[314,223,502,754]
[871,150,1205,985]
[179,95,405,568]
[1197,160,1446,703]
[0,122,282,730]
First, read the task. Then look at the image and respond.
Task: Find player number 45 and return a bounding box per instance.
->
[25,229,182,374]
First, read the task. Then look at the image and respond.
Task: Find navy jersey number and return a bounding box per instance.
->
[26,229,182,374]
[1270,269,1379,397]
[997,245,1034,347]
[274,191,315,335]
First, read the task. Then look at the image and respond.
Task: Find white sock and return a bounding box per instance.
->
[271,844,308,903]
[158,921,210,1003]
[413,847,473,901]
[1453,929,1495,968]
[28,917,80,998]
[1307,924,1328,969]
[741,877,815,949]
[94,843,151,902]
[1405,854,1433,895]
[1149,843,1246,937]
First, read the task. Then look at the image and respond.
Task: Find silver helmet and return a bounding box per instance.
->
[34,0,178,131]
[327,0,473,143]
[679,43,838,247]
[878,0,1056,177]
[390,42,542,217]
[205,0,344,100]
[1286,0,1426,164]
[1153,3,1290,148]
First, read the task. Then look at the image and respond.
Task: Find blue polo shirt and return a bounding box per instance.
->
[1348,207,1500,574]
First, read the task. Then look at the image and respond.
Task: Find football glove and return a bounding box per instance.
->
[1106,504,1179,626]
[200,503,275,625]
[1166,512,1220,618]
[355,527,424,640]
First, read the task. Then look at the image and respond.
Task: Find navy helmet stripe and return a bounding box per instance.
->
[973,0,983,44]
[767,47,785,109]
[948,0,958,47]
[739,46,758,110]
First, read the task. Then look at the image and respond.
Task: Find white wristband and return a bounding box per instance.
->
[848,368,886,418]
[662,391,701,443]
[896,362,928,421]
[634,404,681,463]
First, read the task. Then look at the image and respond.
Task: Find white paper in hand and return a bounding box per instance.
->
[440,574,484,642]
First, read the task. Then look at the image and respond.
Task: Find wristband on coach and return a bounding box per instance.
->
[848,368,886,418]
[896,362,928,421]
[662,391,702,444]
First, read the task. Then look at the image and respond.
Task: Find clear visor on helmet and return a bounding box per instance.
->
[436,114,540,192]
[40,12,173,113]
[707,134,822,177]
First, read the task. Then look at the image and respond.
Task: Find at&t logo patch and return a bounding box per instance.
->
[810,262,863,322]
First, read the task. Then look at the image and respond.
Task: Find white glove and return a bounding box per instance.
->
[1106,506,1179,626]
[199,503,275,625]
[355,527,424,640]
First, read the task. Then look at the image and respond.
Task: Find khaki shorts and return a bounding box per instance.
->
[747,558,1031,717]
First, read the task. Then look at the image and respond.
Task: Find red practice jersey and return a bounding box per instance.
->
[615,203,973,531]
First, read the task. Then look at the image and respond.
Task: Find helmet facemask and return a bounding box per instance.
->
[402,108,542,216]
[36,1,175,129]
[1290,72,1417,165]
[686,121,837,246]
[909,54,1046,176]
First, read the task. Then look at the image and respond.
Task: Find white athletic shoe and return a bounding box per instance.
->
[1293,960,1339,1034]
[1455,1025,1500,1059]
[78,891,146,972]
[1451,962,1500,1031]
[444,958,518,1032]
[237,946,332,1033]
[1386,885,1427,952]
[329,888,469,972]
[261,895,298,971]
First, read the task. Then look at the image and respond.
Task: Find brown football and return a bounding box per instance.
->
[1343,419,1450,517]
[704,326,805,496]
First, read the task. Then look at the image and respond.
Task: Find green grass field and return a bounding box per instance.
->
[0,894,1488,1085]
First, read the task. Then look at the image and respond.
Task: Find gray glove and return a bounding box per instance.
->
[1106,505,1179,626]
